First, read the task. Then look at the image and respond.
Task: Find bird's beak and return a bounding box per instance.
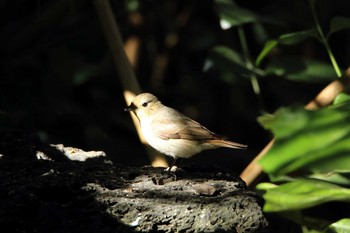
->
[124,103,137,112]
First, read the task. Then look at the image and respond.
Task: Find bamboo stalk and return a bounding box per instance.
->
[93,0,167,167]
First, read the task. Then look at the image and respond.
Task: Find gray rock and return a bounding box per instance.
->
[0,130,269,233]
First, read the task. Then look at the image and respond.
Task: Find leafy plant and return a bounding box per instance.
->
[209,0,350,232]
[256,98,350,232]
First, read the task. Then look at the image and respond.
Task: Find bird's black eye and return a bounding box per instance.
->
[142,102,148,107]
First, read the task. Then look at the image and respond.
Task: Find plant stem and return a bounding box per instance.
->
[309,0,342,78]
[237,26,265,111]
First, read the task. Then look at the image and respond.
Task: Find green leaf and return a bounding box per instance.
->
[204,46,265,82]
[334,93,350,105]
[215,0,259,29]
[126,0,140,12]
[302,227,323,233]
[325,218,350,233]
[327,16,350,39]
[309,172,350,186]
[255,29,318,66]
[258,104,350,176]
[256,40,278,67]
[256,113,276,129]
[265,56,338,82]
[212,46,245,66]
[278,29,318,45]
[257,179,350,212]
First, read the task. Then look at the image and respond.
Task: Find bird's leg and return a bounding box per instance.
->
[165,157,178,172]
[171,157,178,167]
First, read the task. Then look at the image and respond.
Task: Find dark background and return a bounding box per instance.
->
[1,0,349,172]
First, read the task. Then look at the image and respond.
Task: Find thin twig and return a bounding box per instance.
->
[237,26,265,112]
[309,0,342,78]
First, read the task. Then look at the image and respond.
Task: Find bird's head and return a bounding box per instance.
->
[124,93,161,120]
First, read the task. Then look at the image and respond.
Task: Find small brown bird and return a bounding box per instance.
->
[125,93,247,166]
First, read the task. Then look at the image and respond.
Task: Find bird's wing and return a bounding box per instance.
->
[151,109,221,141]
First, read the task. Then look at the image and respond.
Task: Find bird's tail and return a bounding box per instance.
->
[209,140,247,149]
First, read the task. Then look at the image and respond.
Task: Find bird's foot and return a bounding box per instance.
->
[164,165,178,172]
